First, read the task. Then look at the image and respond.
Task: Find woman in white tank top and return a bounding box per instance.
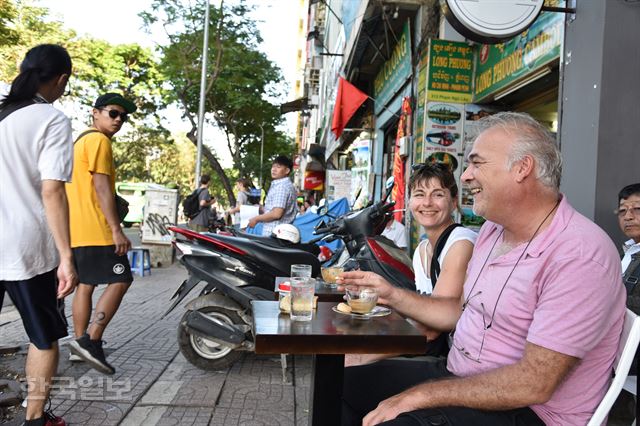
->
[410,163,476,295]
[345,163,476,366]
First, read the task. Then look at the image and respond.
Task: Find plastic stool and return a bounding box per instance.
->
[127,247,151,277]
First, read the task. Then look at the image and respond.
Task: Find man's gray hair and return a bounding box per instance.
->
[474,112,562,190]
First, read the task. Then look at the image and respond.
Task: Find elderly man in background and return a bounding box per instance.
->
[618,183,640,292]
[339,112,625,426]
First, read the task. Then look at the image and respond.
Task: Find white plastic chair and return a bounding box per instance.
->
[622,375,638,426]
[588,308,640,426]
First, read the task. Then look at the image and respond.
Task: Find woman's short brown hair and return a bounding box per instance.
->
[409,162,458,198]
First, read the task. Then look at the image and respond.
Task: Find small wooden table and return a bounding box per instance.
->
[313,280,344,302]
[252,301,426,426]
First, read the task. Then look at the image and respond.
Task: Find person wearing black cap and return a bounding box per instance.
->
[65,92,137,375]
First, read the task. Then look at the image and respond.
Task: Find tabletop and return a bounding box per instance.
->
[252,301,426,355]
[313,280,344,302]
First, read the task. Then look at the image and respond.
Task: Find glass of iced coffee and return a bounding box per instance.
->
[346,288,378,314]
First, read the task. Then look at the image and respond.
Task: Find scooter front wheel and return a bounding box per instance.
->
[177,306,244,370]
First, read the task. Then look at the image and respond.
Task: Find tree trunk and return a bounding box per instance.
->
[186,131,236,207]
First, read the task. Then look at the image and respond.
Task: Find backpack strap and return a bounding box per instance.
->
[196,188,205,210]
[430,223,463,288]
[0,99,37,123]
[74,129,100,143]
[624,252,640,290]
[624,252,640,315]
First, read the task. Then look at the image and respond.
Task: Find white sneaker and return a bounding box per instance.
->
[69,352,83,362]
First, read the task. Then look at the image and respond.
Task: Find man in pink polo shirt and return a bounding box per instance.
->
[339,112,625,426]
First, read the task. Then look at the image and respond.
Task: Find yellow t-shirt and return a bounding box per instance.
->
[66,129,117,247]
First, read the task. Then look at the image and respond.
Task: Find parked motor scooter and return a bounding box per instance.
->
[165,178,414,371]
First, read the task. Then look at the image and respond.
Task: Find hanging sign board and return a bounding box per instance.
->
[473,7,564,101]
[326,170,352,202]
[427,40,474,103]
[373,21,412,115]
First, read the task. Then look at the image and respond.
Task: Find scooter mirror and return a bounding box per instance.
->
[317,205,329,216]
[384,176,395,200]
[353,186,362,201]
[385,176,395,191]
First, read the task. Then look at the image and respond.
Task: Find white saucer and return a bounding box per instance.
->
[332,305,392,319]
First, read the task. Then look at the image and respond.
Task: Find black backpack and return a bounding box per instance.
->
[182,189,203,219]
[247,188,261,205]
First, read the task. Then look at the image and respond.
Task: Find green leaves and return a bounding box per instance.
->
[143,0,295,192]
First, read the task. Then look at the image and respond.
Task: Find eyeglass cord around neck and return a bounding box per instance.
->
[462,198,561,330]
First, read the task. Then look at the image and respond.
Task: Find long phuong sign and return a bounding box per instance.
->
[473,9,563,101]
[427,40,474,103]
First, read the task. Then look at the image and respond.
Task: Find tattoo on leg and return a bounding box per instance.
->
[94,311,106,325]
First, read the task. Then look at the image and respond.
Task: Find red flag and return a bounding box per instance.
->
[391,97,412,222]
[331,77,368,139]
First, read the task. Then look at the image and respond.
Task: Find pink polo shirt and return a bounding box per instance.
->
[447,195,625,426]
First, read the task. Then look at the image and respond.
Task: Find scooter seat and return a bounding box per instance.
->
[233,231,321,256]
[204,234,321,277]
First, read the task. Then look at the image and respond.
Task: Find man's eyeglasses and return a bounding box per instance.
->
[449,290,489,363]
[614,206,640,217]
[100,108,128,122]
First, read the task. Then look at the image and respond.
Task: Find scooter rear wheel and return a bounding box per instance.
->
[177,306,244,370]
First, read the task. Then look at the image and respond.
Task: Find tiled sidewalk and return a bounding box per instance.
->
[0,264,310,425]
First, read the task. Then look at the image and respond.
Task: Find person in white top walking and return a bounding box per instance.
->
[0,44,78,426]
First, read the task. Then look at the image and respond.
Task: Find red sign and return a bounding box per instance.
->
[391,97,412,222]
[303,171,325,190]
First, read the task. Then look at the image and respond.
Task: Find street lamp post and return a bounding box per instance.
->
[259,124,264,189]
[194,0,211,189]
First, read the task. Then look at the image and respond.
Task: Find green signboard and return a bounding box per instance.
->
[374,21,411,115]
[427,40,474,103]
[473,10,563,101]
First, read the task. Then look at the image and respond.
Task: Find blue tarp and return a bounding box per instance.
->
[245,197,351,251]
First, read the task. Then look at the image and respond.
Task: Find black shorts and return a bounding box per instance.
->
[0,269,68,349]
[73,246,133,285]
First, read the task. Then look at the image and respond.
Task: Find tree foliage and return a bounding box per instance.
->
[0,0,295,204]
[141,0,295,205]
[0,1,72,80]
[0,1,199,195]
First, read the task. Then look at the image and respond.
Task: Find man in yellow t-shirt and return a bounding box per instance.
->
[66,92,136,375]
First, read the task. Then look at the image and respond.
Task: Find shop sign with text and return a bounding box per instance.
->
[303,170,325,191]
[374,21,411,114]
[474,9,563,101]
[427,40,474,103]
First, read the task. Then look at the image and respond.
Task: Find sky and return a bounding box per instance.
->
[37,0,302,166]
